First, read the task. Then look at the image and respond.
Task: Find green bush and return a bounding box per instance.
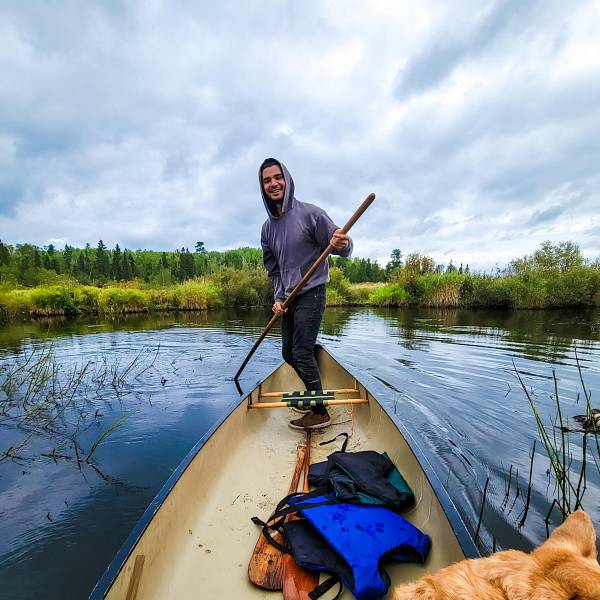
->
[420,273,463,307]
[546,268,599,307]
[467,276,512,307]
[368,284,409,307]
[213,267,270,307]
[29,286,78,316]
[328,267,352,301]
[325,287,345,306]
[349,283,383,305]
[0,289,25,318]
[505,273,547,309]
[166,279,222,310]
[97,288,150,315]
[75,286,101,312]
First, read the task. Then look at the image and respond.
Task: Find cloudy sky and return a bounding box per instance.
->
[1,1,599,270]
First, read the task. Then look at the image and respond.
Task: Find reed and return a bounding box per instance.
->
[513,351,595,520]
[0,341,161,478]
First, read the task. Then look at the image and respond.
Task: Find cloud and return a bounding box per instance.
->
[0,0,599,269]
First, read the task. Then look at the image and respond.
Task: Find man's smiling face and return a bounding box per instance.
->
[262,164,286,203]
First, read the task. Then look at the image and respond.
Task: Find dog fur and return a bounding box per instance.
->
[393,510,600,600]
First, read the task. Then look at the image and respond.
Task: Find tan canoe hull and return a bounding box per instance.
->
[91,346,477,599]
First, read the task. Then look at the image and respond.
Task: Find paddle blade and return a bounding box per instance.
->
[247,532,286,590]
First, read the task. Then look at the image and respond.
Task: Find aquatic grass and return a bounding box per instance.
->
[420,273,463,307]
[97,287,150,315]
[86,411,132,462]
[513,352,595,520]
[159,278,221,310]
[0,341,161,477]
[29,286,78,316]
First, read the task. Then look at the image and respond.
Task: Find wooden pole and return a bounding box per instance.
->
[234,192,376,381]
[249,398,368,409]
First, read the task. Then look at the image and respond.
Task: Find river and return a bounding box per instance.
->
[0,307,599,599]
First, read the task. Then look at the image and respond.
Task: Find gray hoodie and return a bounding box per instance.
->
[260,160,353,301]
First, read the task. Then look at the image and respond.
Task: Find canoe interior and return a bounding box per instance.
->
[100,348,470,599]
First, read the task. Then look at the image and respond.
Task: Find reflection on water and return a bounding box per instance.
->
[0,307,599,599]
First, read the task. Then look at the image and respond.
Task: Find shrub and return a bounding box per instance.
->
[349,283,383,305]
[29,286,78,316]
[97,288,150,315]
[368,284,409,307]
[326,287,345,306]
[213,267,270,307]
[168,279,222,310]
[505,273,547,309]
[420,273,463,307]
[328,267,352,301]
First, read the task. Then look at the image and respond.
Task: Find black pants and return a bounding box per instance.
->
[281,285,326,415]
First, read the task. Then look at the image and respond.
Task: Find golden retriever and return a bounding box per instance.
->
[393,510,600,600]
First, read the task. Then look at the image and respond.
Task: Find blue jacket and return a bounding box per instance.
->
[260,160,353,301]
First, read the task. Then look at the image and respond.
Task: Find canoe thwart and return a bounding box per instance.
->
[259,387,358,398]
[249,398,369,409]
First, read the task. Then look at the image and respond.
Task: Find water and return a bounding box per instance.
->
[0,307,599,599]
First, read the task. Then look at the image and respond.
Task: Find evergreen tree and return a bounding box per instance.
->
[195,241,207,255]
[458,263,463,274]
[465,264,470,274]
[34,248,42,269]
[121,251,132,279]
[112,244,122,280]
[46,243,60,273]
[63,244,74,273]
[161,252,169,269]
[386,249,403,276]
[95,240,110,279]
[179,248,195,280]
[0,240,10,266]
[128,252,137,278]
[77,252,86,277]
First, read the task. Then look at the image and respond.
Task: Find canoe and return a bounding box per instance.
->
[90,345,479,599]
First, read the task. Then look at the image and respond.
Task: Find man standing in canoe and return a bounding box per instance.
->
[260,158,353,430]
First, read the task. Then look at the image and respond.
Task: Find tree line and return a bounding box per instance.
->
[0,239,594,291]
[0,240,394,288]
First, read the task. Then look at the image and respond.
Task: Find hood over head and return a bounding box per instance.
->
[259,158,296,219]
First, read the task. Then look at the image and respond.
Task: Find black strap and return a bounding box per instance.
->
[319,432,349,452]
[251,489,337,555]
[290,397,324,408]
[309,575,343,600]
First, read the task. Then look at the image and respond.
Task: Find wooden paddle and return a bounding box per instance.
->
[282,431,320,600]
[248,442,307,589]
[234,192,376,382]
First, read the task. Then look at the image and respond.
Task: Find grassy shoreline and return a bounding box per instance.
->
[1,267,599,322]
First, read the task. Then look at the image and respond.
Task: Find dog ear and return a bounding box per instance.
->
[540,510,597,560]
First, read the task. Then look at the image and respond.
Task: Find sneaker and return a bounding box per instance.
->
[289,412,331,430]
